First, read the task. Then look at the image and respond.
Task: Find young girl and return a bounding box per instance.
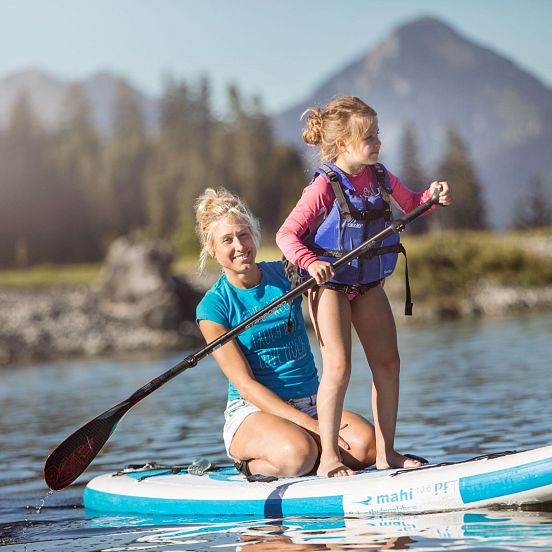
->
[276,96,451,477]
[195,187,377,478]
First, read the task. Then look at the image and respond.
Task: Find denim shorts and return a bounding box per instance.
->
[222,394,318,459]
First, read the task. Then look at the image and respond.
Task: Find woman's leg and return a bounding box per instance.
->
[339,409,377,470]
[309,286,355,477]
[230,411,318,477]
[351,285,423,469]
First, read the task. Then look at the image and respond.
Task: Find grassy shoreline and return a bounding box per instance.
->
[1,229,550,290]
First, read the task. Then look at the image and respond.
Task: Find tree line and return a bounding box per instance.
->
[0,77,549,268]
[0,77,305,268]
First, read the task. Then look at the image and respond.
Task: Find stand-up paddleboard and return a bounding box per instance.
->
[84,445,552,516]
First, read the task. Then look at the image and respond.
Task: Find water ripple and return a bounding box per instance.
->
[1,313,552,550]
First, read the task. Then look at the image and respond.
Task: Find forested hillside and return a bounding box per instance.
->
[0,79,304,267]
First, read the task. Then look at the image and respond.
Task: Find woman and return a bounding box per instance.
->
[195,187,376,478]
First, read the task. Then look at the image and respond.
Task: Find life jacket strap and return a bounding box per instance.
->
[319,163,392,222]
[347,207,392,222]
[372,163,391,204]
[309,244,413,316]
[319,165,355,222]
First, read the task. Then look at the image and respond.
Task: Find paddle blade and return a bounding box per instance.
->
[44,401,129,490]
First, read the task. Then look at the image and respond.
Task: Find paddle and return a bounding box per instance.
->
[44,188,441,490]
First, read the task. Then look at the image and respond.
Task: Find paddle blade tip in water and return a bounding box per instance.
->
[44,435,99,490]
[44,404,127,490]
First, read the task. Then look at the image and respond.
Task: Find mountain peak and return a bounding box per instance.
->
[383,16,481,71]
[273,15,552,227]
[394,15,460,36]
[3,67,59,82]
[0,68,158,134]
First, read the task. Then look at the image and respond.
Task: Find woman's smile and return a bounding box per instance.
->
[211,214,261,287]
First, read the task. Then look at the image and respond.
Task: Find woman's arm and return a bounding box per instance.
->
[198,319,320,433]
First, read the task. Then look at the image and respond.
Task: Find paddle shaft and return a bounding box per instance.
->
[129,189,440,404]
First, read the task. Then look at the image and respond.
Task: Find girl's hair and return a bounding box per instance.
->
[301,96,378,162]
[194,187,261,273]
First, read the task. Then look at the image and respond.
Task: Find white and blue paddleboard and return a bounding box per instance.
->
[84,445,552,516]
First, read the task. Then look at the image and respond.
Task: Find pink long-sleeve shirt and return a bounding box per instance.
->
[276,165,434,271]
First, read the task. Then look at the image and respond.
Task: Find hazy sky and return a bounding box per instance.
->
[2,0,551,113]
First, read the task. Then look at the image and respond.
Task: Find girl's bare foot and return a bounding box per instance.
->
[376,450,427,470]
[317,456,355,477]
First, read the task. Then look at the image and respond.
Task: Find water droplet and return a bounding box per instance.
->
[35,489,55,514]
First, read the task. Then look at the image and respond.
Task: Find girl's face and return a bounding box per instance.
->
[211,215,257,276]
[340,119,381,171]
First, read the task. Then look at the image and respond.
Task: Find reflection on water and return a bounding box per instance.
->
[129,510,552,551]
[1,313,552,550]
[5,509,552,551]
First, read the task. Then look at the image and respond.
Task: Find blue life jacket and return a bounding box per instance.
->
[290,162,412,315]
[299,162,402,282]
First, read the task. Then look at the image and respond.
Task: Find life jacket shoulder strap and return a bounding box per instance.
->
[372,163,391,204]
[318,163,392,221]
[318,164,354,222]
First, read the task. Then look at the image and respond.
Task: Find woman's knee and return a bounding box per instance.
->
[340,413,377,468]
[274,435,318,477]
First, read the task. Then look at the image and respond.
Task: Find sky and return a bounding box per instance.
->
[1,0,552,114]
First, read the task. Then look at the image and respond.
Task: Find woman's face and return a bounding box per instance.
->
[211,215,257,275]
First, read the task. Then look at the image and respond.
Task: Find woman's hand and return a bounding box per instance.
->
[429,181,452,206]
[307,260,335,284]
[305,418,351,450]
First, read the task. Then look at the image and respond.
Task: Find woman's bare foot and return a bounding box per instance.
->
[317,456,355,477]
[376,450,426,470]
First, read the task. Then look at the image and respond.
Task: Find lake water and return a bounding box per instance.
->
[1,313,552,551]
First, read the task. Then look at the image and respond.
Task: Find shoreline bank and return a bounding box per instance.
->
[2,277,552,367]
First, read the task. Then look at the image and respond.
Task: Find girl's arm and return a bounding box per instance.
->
[276,175,335,271]
[198,319,321,433]
[389,171,451,212]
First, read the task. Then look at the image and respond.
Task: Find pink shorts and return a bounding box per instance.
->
[319,280,382,301]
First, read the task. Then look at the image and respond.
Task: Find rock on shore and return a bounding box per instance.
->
[0,238,204,366]
[2,237,552,366]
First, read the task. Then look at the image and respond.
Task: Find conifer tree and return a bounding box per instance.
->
[399,123,426,192]
[0,93,60,266]
[399,123,427,233]
[146,77,215,239]
[103,79,150,237]
[433,128,487,230]
[52,84,103,261]
[218,84,261,208]
[266,145,306,235]
[214,85,305,234]
[513,176,551,228]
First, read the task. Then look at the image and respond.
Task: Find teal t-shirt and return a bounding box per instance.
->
[196,261,319,401]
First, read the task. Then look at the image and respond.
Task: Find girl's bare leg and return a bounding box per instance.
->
[309,287,355,477]
[351,285,423,469]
